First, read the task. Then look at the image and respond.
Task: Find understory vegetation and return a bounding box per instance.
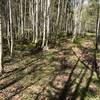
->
[0,0,100,100]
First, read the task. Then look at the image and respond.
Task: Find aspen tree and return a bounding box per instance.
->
[65,0,68,33]
[7,20,10,50]
[78,0,84,34]
[24,0,26,32]
[42,0,46,47]
[35,0,39,43]
[18,3,21,36]
[7,1,10,50]
[56,0,61,26]
[45,0,50,50]
[20,0,24,35]
[31,0,35,42]
[96,0,100,50]
[72,0,84,42]
[0,7,2,74]
[39,0,43,39]
[28,0,31,39]
[9,0,13,56]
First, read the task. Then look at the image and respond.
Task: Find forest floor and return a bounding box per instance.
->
[0,34,100,100]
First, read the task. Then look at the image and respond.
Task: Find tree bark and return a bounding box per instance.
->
[9,0,13,56]
[32,0,35,42]
[0,9,2,74]
[96,0,100,50]
[20,0,24,35]
[42,0,46,47]
[45,0,50,50]
[35,0,39,43]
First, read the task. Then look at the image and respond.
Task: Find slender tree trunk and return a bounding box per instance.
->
[35,0,39,43]
[0,9,2,74]
[96,1,100,50]
[55,0,61,42]
[20,0,24,35]
[56,0,60,27]
[39,0,43,39]
[9,0,13,56]
[42,0,46,47]
[93,0,100,79]
[45,0,50,50]
[65,0,68,33]
[32,0,35,42]
[72,0,83,42]
[27,0,31,40]
[7,20,10,50]
[24,0,26,32]
[78,0,84,35]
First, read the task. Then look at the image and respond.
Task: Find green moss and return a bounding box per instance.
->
[85,95,99,100]
[28,43,36,49]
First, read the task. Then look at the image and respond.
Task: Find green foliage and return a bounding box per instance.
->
[82,0,99,33]
[28,43,36,49]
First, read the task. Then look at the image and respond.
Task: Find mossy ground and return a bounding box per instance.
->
[0,33,100,100]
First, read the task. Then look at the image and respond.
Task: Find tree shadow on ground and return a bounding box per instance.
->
[80,70,93,100]
[57,59,80,100]
[32,48,76,100]
[0,47,74,99]
[1,39,98,100]
[25,42,95,100]
[51,45,96,100]
[0,60,42,90]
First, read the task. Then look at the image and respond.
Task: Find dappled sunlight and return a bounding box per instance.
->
[0,0,100,99]
[0,34,100,99]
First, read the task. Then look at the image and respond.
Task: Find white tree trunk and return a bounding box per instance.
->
[35,0,39,43]
[45,0,50,50]
[32,0,35,42]
[9,0,13,56]
[78,0,84,34]
[42,0,46,47]
[24,0,26,32]
[0,12,2,74]
[39,0,43,38]
[96,0,100,50]
[72,0,83,42]
[20,0,24,35]
[7,20,10,50]
[56,0,60,26]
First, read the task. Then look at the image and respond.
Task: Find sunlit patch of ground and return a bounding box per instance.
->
[0,34,100,100]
